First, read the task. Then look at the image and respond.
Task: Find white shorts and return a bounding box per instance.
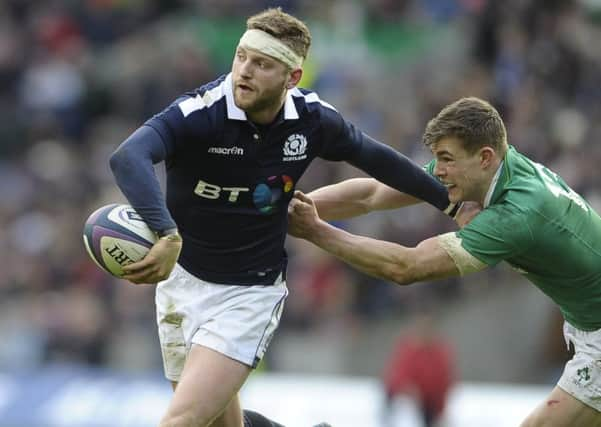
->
[557,322,601,411]
[155,264,288,382]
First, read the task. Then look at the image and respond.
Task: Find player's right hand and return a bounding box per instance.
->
[121,235,182,284]
[287,190,323,239]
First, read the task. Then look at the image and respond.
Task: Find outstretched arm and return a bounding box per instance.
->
[309,178,481,226]
[316,132,460,220]
[288,191,471,285]
[308,178,421,221]
[345,134,461,215]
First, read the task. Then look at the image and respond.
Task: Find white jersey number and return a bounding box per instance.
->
[533,162,588,212]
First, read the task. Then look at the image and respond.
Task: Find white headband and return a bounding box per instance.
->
[238,29,303,69]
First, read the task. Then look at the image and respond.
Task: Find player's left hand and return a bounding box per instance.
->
[121,236,182,284]
[454,201,482,228]
[287,191,323,239]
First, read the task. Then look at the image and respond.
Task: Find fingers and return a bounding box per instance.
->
[293,190,313,204]
[288,197,300,214]
[122,258,152,275]
[121,254,177,285]
[121,257,155,282]
[121,269,156,284]
[121,238,182,284]
[289,191,315,215]
[121,262,169,284]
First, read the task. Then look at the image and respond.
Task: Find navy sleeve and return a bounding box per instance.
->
[144,95,190,156]
[109,125,177,233]
[318,108,363,161]
[318,109,451,212]
[348,133,451,211]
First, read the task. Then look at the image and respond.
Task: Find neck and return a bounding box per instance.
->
[247,90,287,125]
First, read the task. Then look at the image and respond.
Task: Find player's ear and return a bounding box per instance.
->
[286,68,303,89]
[479,146,496,168]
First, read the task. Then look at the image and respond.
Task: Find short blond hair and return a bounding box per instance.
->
[246,8,311,60]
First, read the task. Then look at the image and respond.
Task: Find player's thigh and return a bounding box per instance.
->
[164,344,251,427]
[520,386,601,427]
[157,266,287,383]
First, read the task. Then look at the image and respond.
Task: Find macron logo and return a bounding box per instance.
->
[208,146,244,156]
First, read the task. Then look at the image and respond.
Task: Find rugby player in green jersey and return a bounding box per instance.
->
[287,97,601,427]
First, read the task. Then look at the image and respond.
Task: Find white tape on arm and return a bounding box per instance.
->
[436,232,487,276]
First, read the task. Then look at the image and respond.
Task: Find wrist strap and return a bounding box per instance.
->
[157,228,182,242]
[157,227,178,238]
[160,233,182,242]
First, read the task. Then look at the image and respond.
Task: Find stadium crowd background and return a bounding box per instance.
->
[1,0,601,393]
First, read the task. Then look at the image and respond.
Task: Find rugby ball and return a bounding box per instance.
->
[83,204,157,277]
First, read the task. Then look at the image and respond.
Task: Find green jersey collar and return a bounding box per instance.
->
[483,160,504,208]
[483,145,517,208]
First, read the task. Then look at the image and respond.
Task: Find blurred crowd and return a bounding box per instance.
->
[1,0,601,379]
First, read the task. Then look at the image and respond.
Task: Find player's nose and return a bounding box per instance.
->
[434,163,445,178]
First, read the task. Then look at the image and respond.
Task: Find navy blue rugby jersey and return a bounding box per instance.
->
[145,73,365,286]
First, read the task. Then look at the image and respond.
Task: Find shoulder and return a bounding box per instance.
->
[149,75,229,136]
[174,74,229,119]
[472,200,530,229]
[460,200,534,249]
[505,177,548,211]
[290,87,340,119]
[143,76,230,144]
[503,150,568,216]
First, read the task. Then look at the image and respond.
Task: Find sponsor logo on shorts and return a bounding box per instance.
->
[576,366,592,385]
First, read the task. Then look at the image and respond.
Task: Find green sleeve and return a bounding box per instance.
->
[457,204,534,266]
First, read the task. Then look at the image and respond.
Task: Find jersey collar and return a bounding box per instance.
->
[224,73,299,121]
[483,160,504,208]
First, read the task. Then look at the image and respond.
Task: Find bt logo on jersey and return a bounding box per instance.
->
[193,176,295,214]
[194,180,249,202]
[253,175,294,214]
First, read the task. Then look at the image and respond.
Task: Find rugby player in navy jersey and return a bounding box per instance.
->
[109,8,458,427]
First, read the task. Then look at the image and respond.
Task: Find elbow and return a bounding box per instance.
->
[109,144,131,175]
[391,276,415,287]
[380,263,416,286]
[356,200,373,216]
[362,180,381,212]
[109,148,121,173]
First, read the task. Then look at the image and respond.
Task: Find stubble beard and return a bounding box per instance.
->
[235,80,287,116]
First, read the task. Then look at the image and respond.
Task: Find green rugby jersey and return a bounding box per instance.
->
[427,146,601,330]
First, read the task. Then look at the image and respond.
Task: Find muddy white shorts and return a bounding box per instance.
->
[155,263,288,382]
[557,322,601,411]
